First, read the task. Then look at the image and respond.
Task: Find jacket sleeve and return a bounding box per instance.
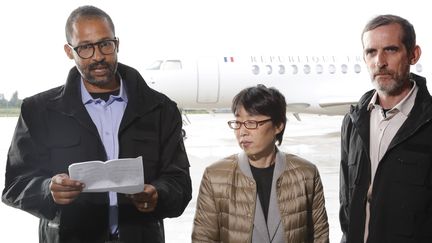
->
[2,101,58,220]
[192,168,220,242]
[311,167,330,243]
[339,114,352,243]
[150,100,192,218]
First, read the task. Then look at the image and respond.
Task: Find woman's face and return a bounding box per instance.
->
[234,106,284,159]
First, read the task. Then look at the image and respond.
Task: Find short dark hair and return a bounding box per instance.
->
[231,84,287,145]
[65,5,115,43]
[362,14,416,55]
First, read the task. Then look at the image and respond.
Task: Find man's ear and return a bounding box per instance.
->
[116,38,120,53]
[64,44,74,60]
[410,45,422,65]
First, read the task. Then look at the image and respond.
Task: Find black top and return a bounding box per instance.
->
[250,163,275,222]
[90,89,120,102]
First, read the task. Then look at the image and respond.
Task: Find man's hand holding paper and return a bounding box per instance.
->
[50,173,85,205]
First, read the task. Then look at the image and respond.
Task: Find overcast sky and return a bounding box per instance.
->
[0,0,430,99]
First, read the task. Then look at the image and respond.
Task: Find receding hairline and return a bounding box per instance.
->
[65,6,115,43]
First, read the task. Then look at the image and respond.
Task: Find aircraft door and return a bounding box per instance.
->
[197,57,220,103]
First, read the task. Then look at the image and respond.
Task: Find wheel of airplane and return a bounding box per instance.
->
[181,129,187,140]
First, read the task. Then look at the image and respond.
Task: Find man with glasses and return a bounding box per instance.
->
[2,5,192,243]
[192,84,329,243]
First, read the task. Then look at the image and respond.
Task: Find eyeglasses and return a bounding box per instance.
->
[68,38,118,59]
[227,119,272,130]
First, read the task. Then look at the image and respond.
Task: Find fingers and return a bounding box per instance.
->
[52,174,83,188]
[50,173,84,205]
[128,184,158,212]
[134,200,153,212]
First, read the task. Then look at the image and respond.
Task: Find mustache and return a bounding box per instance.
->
[89,61,110,70]
[373,69,393,77]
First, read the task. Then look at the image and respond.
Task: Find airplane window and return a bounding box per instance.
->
[266,65,273,75]
[252,65,260,75]
[329,64,336,74]
[354,64,361,73]
[416,63,423,72]
[316,64,323,74]
[146,60,163,70]
[303,65,311,74]
[291,65,298,75]
[162,60,182,70]
[341,64,348,74]
[278,65,285,75]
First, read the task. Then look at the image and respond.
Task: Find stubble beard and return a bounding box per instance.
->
[80,60,118,88]
[371,69,408,97]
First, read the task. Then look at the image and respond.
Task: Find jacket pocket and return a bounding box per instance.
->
[130,132,160,183]
[132,132,159,161]
[39,220,60,243]
[44,127,82,172]
[392,151,431,186]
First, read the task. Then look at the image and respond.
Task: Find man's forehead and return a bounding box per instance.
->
[362,24,404,46]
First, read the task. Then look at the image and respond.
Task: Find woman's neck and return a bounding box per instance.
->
[248,147,276,168]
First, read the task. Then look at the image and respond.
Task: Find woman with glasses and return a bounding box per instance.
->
[192,84,329,243]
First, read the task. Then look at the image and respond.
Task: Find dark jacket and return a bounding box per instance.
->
[2,63,192,243]
[340,73,432,243]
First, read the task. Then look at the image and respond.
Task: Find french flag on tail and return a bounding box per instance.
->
[224,57,235,62]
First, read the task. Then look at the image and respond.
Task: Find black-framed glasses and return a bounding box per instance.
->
[227,119,272,130]
[68,38,118,59]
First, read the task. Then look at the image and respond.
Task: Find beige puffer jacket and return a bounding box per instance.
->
[192,152,329,243]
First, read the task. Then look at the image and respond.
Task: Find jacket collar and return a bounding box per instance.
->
[45,63,164,133]
[349,73,432,152]
[238,150,286,243]
[388,73,432,149]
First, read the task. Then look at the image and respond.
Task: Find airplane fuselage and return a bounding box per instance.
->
[143,55,427,116]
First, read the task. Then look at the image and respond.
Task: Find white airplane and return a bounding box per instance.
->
[143,55,428,119]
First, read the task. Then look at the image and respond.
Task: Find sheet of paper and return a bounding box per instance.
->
[68,156,144,194]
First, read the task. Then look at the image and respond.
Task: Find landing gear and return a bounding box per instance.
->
[181,129,187,139]
[180,108,190,140]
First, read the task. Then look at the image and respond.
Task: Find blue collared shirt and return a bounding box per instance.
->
[80,78,128,234]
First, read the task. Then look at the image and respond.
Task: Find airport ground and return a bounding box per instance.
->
[0,113,344,242]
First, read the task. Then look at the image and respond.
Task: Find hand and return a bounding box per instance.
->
[49,173,84,205]
[128,184,158,212]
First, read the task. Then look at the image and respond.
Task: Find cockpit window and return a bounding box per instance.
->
[146,60,163,70]
[161,60,182,70]
[146,60,182,70]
